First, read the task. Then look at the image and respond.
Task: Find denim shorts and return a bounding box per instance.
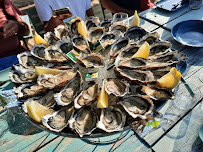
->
[0,55,19,71]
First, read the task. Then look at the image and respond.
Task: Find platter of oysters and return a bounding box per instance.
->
[9,16,187,138]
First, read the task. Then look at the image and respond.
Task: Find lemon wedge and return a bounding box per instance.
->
[26,101,54,123]
[132,42,150,59]
[156,67,181,89]
[34,31,49,47]
[130,10,140,27]
[97,81,108,109]
[78,20,88,40]
[35,66,64,76]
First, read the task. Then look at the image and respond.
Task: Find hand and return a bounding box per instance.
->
[45,14,71,32]
[3,20,19,38]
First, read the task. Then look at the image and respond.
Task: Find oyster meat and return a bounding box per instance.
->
[88,27,104,44]
[54,25,69,39]
[30,44,47,60]
[120,95,154,119]
[69,107,98,137]
[86,16,100,31]
[44,32,59,45]
[124,26,147,42]
[71,34,89,53]
[74,82,98,109]
[97,106,126,132]
[54,72,82,106]
[42,105,74,132]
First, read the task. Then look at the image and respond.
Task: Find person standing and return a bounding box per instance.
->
[34,0,94,32]
[0,0,30,70]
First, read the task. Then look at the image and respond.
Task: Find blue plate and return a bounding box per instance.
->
[172,20,203,47]
[156,0,189,11]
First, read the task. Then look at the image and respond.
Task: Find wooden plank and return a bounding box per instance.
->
[143,67,203,146]
[138,6,190,25]
[153,98,203,152]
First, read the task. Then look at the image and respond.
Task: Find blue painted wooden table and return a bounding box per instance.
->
[1,2,203,151]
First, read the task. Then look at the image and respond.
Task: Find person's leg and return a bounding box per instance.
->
[0,55,19,71]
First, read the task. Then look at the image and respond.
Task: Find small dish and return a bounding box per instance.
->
[156,0,189,11]
[171,20,203,47]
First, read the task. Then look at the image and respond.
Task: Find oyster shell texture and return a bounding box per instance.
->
[10,16,187,138]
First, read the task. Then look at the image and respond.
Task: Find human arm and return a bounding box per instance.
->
[86,8,94,17]
[101,0,135,16]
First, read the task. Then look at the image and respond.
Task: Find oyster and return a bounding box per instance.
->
[109,22,128,33]
[100,30,122,48]
[17,52,45,69]
[142,85,174,100]
[120,95,154,119]
[148,50,187,64]
[30,44,47,60]
[110,37,129,57]
[138,32,160,45]
[88,27,104,44]
[14,83,48,99]
[114,67,156,84]
[44,32,59,45]
[54,25,69,39]
[54,72,82,106]
[22,90,56,113]
[76,53,104,68]
[42,105,74,132]
[117,57,147,70]
[97,106,126,132]
[44,46,67,62]
[71,34,89,53]
[149,41,172,56]
[124,26,147,42]
[104,78,129,97]
[9,65,37,84]
[37,70,77,89]
[69,16,82,36]
[56,36,73,54]
[69,107,98,137]
[74,82,98,109]
[86,16,100,31]
[99,20,112,32]
[117,45,140,61]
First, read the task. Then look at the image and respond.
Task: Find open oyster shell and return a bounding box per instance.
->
[68,16,83,37]
[99,19,112,32]
[142,85,175,100]
[120,95,154,119]
[69,107,98,137]
[104,78,129,97]
[54,72,83,106]
[100,30,122,48]
[74,82,98,109]
[9,65,37,84]
[114,67,156,84]
[110,37,129,57]
[37,70,77,89]
[76,53,105,68]
[42,105,75,132]
[44,32,59,45]
[22,90,56,113]
[97,106,126,133]
[149,41,172,56]
[56,36,73,54]
[124,26,147,43]
[14,83,48,100]
[88,26,105,44]
[54,25,69,39]
[30,44,47,60]
[71,34,90,53]
[86,16,100,31]
[138,32,160,45]
[17,51,45,69]
[109,22,128,33]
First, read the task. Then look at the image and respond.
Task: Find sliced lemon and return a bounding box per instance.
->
[35,66,64,76]
[78,20,88,40]
[97,81,108,109]
[26,101,54,123]
[156,67,181,89]
[34,31,49,47]
[132,42,150,59]
[130,10,140,27]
